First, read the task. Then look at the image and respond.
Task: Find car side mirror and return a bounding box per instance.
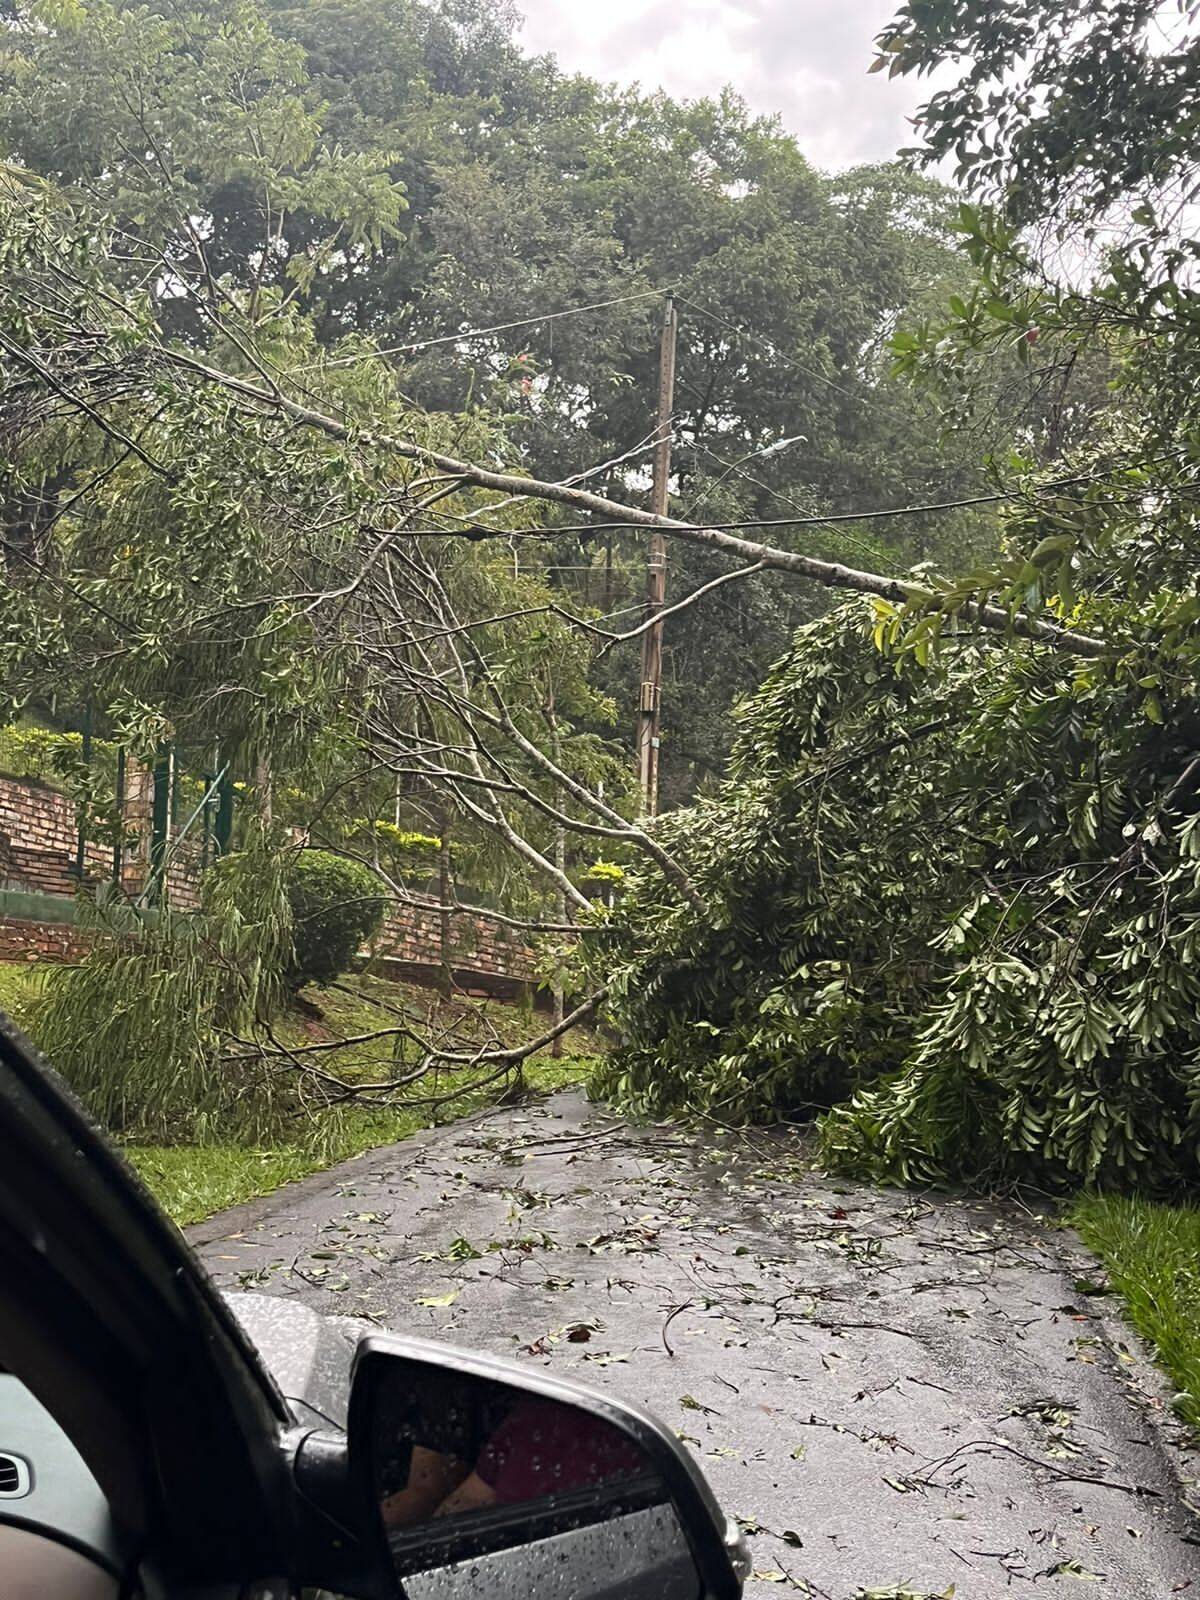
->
[345,1334,747,1600]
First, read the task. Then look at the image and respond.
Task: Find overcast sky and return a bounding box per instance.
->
[514,0,925,171]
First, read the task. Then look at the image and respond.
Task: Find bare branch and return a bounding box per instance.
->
[226,989,607,1082]
[597,561,768,655]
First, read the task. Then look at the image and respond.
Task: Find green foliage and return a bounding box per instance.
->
[0,161,628,922]
[363,821,441,857]
[0,0,407,293]
[580,3,1200,1195]
[584,608,968,1125]
[279,848,386,986]
[580,859,625,887]
[0,723,103,787]
[585,585,1200,1193]
[15,0,1200,1198]
[32,836,298,1141]
[874,1,1200,232]
[0,961,44,1025]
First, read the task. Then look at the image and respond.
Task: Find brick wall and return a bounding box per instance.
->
[0,770,540,993]
[0,774,112,897]
[375,899,540,993]
[0,916,91,964]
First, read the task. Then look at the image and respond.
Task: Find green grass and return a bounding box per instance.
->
[0,961,47,1021]
[0,959,596,1227]
[1070,1193,1200,1429]
[127,1052,584,1226]
[127,967,595,1223]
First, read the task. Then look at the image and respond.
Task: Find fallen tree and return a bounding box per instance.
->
[580,598,1200,1191]
[4,0,1200,1178]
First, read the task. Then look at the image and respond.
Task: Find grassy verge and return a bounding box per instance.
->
[0,961,45,1017]
[0,961,597,1227]
[127,1052,585,1226]
[1070,1193,1200,1429]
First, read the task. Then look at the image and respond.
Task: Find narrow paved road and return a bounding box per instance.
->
[193,1092,1200,1599]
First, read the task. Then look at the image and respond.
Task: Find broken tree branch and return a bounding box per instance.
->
[164,349,1109,659]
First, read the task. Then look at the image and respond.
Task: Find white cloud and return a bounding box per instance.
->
[515,0,927,170]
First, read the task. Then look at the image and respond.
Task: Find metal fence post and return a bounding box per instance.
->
[214,762,234,857]
[73,703,93,885]
[149,744,172,906]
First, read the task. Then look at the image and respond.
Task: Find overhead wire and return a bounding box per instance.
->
[308,286,673,371]
[675,292,894,414]
[297,280,1018,540]
[12,254,1192,652]
[688,442,892,564]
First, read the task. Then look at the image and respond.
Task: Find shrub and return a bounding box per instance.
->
[284,849,387,987]
[365,820,441,856]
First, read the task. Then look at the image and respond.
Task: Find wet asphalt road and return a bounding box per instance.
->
[192,1091,1200,1599]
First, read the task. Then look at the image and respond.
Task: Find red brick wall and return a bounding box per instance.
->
[377,901,539,984]
[0,917,91,964]
[0,775,112,897]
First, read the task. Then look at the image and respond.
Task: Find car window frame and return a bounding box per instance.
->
[0,1011,299,1588]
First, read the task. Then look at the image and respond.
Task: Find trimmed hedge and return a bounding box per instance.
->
[285,849,387,987]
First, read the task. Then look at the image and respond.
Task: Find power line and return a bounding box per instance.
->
[690,442,892,564]
[676,293,890,413]
[311,287,673,371]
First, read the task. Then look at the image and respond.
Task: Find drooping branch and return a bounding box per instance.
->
[596,560,767,654]
[361,542,707,910]
[226,988,607,1086]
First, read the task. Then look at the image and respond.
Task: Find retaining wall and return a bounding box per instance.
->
[0,771,539,996]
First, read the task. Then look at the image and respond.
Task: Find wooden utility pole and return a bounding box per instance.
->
[547,696,566,1058]
[636,293,677,816]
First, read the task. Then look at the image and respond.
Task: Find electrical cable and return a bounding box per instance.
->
[675,292,890,412]
[313,286,673,370]
[405,453,1189,542]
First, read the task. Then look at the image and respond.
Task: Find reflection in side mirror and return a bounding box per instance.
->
[351,1340,733,1600]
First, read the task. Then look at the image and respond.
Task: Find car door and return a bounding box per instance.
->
[0,1012,303,1594]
